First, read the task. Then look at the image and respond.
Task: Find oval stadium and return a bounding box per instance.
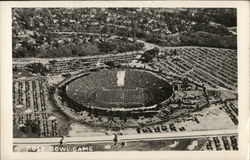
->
[59,69,174,116]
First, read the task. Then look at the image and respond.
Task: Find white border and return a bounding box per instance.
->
[1,1,249,160]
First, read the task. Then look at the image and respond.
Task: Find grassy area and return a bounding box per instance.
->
[13,69,35,79]
[147,31,237,49]
[179,31,237,49]
[13,125,40,138]
[46,88,73,136]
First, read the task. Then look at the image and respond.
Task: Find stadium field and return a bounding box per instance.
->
[95,88,147,105]
[65,69,173,110]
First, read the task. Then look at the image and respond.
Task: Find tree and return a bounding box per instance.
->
[19,125,29,133]
[140,47,159,63]
[25,62,48,76]
[71,49,78,55]
[49,60,57,65]
[104,60,116,68]
[98,41,113,53]
[29,121,40,134]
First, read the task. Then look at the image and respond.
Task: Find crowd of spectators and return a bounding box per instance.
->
[65,69,173,108]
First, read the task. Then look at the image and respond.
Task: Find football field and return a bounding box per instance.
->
[95,89,147,106]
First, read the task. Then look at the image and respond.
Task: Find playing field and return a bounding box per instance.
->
[95,88,147,104]
[65,69,173,109]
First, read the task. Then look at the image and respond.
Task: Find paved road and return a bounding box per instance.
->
[13,129,237,145]
[13,51,139,65]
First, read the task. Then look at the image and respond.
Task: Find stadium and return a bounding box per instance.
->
[57,68,174,117]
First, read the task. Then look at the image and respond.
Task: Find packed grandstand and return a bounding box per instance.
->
[59,69,174,112]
